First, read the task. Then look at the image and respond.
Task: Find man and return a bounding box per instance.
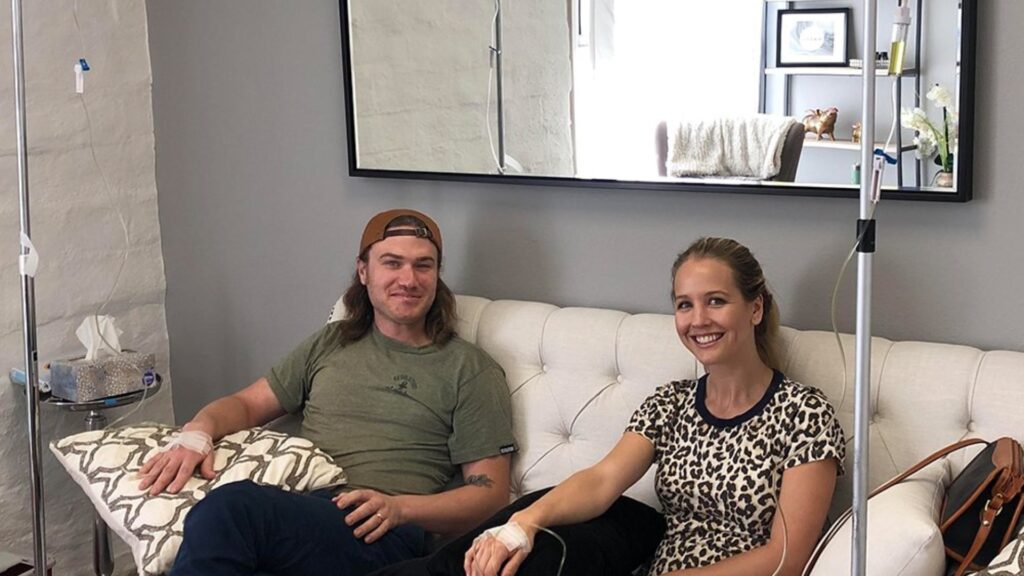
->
[139,209,517,576]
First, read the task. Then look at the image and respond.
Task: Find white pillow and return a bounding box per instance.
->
[50,424,347,576]
[809,460,950,576]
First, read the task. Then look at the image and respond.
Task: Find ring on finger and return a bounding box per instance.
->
[374,512,386,522]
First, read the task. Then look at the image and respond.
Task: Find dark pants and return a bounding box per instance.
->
[170,480,426,576]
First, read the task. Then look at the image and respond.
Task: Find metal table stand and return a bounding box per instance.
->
[44,378,162,576]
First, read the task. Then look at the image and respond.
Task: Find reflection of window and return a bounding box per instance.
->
[573,0,764,179]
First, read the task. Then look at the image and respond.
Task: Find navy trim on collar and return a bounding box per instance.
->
[695,369,784,428]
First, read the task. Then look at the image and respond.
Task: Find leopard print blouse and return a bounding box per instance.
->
[626,370,845,575]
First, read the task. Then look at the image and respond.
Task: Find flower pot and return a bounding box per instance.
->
[935,171,954,188]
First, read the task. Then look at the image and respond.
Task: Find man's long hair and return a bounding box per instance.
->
[334,214,457,347]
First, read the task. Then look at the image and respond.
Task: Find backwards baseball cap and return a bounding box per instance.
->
[359,208,443,260]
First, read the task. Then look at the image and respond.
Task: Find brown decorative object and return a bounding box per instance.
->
[851,122,862,143]
[802,107,839,141]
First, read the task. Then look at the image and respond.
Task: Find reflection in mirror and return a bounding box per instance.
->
[342,0,974,201]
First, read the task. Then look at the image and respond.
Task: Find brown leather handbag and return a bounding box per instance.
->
[940,437,1024,575]
[803,437,1024,576]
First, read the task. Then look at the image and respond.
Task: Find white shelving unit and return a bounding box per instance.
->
[802,138,909,153]
[765,67,918,76]
[760,0,925,187]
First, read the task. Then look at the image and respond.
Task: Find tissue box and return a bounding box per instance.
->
[49,352,156,402]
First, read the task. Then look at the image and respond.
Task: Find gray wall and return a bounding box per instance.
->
[148,0,1024,421]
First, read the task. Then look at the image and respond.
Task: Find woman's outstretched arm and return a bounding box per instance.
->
[464,431,656,576]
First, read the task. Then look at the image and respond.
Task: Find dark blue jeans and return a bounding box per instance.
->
[170,480,426,576]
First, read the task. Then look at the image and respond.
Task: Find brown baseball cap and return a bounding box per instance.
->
[359,209,442,260]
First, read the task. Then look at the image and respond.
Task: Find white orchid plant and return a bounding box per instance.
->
[901,84,958,173]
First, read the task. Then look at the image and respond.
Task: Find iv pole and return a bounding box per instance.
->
[492,0,507,174]
[852,0,878,574]
[10,0,49,572]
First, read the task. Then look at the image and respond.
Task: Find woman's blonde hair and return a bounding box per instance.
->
[671,237,782,370]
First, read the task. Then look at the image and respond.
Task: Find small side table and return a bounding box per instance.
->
[45,378,162,576]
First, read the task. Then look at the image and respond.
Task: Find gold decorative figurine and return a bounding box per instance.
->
[802,107,839,141]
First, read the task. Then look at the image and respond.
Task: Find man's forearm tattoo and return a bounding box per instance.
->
[465,474,494,488]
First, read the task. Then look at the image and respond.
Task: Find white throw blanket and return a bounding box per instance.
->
[667,115,798,180]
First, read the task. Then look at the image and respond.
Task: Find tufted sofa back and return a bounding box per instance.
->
[448,295,1024,516]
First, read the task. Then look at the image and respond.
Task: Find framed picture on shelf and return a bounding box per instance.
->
[776,8,850,67]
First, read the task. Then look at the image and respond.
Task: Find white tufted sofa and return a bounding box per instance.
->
[440,294,1024,521]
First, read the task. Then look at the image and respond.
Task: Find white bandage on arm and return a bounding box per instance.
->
[158,429,213,456]
[477,521,532,554]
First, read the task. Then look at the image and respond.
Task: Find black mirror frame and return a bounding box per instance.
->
[339,0,976,203]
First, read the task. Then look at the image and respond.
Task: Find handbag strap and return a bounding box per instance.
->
[801,437,989,576]
[953,502,1000,576]
[872,437,989,495]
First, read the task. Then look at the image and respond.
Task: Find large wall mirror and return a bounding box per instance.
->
[340,0,976,202]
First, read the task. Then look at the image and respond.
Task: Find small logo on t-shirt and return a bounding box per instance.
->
[499,444,516,455]
[387,374,418,396]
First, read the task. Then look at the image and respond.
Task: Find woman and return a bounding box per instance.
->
[465,237,845,576]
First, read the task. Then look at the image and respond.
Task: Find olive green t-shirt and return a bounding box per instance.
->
[266,324,516,496]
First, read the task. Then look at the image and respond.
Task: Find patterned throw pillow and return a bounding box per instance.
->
[50,424,348,576]
[973,528,1024,575]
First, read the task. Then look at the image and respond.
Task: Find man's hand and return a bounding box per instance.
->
[137,430,216,496]
[333,489,404,544]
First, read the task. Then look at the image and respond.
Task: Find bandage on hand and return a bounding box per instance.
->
[476,521,531,554]
[158,429,213,457]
